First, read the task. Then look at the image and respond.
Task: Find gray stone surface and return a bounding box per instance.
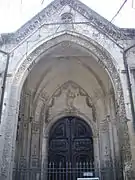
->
[0,0,135,180]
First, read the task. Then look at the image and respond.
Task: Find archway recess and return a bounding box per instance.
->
[1,32,131,180]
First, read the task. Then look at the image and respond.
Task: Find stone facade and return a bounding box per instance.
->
[0,0,135,180]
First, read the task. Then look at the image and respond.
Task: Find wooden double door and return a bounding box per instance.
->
[48,116,94,167]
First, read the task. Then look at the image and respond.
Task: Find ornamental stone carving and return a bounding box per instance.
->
[39,90,49,102]
[61,12,73,23]
[66,88,76,109]
[45,80,96,121]
[124,161,135,180]
[32,123,41,134]
[100,119,109,133]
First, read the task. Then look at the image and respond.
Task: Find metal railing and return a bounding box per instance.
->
[47,162,96,180]
[12,161,123,180]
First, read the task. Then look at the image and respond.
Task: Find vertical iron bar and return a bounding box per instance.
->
[76,162,79,177]
[66,162,68,180]
[62,162,64,180]
[55,162,57,180]
[83,162,85,178]
[79,162,81,178]
[59,162,61,180]
[53,162,54,180]
[69,162,71,180]
[86,161,89,175]
[81,162,83,177]
[49,162,51,180]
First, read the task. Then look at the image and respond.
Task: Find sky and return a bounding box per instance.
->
[0,0,135,33]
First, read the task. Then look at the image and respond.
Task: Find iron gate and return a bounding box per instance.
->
[12,161,124,180]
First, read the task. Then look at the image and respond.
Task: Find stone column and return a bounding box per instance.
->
[99,118,112,180]
[41,133,48,180]
[93,130,101,177]
[15,87,33,171]
[107,115,118,180]
[30,121,41,168]
[99,119,110,160]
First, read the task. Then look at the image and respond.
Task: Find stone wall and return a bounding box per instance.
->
[0,0,135,179]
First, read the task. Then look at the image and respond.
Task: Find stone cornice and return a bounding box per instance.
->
[0,0,135,46]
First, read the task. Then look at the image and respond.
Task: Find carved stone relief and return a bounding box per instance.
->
[30,121,41,168]
[32,122,40,134]
[100,119,109,133]
[104,146,110,158]
[66,88,76,109]
[61,12,73,23]
[44,80,96,122]
[39,89,49,102]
